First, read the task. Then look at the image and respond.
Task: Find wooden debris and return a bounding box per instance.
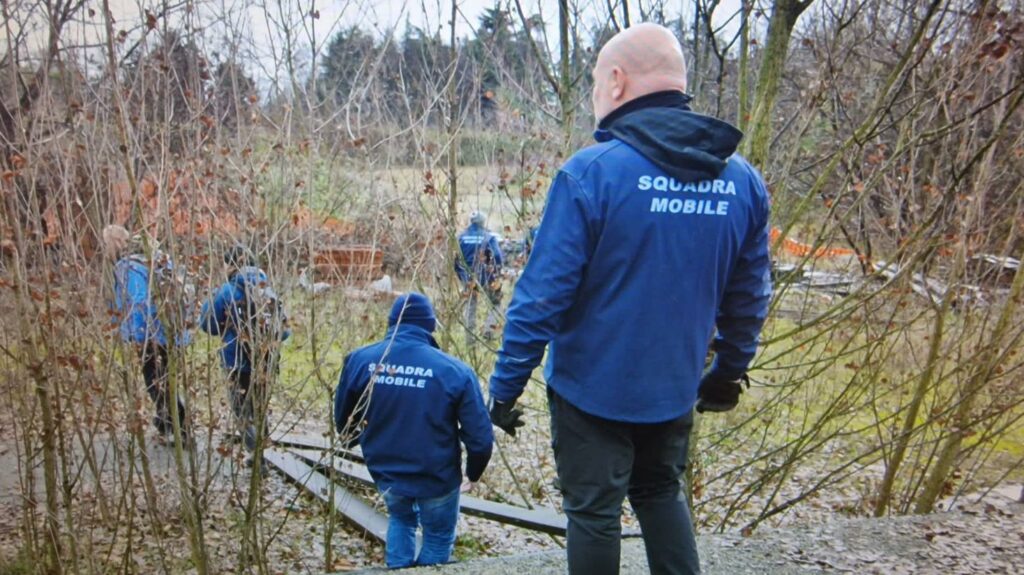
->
[315,246,384,282]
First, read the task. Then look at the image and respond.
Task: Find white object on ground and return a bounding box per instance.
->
[299,267,331,294]
[369,274,393,293]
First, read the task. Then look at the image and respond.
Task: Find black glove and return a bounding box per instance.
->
[489,398,525,437]
[696,372,750,413]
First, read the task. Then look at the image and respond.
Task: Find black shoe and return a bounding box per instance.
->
[243,425,258,452]
[244,455,269,475]
[153,416,171,436]
[155,427,191,449]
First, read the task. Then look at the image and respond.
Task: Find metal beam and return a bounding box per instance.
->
[289,448,569,536]
[263,449,387,542]
[270,432,365,462]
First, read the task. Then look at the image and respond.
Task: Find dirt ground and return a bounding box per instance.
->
[0,418,562,573]
[2,414,1021,574]
[359,487,1024,574]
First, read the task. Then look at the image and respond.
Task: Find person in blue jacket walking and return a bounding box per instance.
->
[455,211,504,341]
[488,24,772,575]
[201,245,290,453]
[105,225,191,441]
[334,293,493,569]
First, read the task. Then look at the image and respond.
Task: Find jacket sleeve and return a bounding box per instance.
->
[490,234,504,269]
[457,369,494,482]
[489,171,597,403]
[711,168,772,379]
[200,286,229,336]
[334,354,365,434]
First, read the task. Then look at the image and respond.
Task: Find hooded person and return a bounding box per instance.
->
[487,23,772,575]
[105,225,191,442]
[455,211,505,342]
[201,245,291,455]
[334,293,493,569]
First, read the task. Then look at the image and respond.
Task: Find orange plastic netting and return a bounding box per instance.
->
[770,227,857,259]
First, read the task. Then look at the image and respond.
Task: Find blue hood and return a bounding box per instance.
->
[231,266,269,290]
[200,266,289,372]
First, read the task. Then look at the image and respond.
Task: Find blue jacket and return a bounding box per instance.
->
[490,95,772,423]
[200,266,290,372]
[112,254,190,347]
[334,324,494,498]
[456,224,504,285]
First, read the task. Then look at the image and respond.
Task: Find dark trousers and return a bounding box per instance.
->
[548,387,700,575]
[229,368,269,451]
[139,343,186,435]
[463,280,503,340]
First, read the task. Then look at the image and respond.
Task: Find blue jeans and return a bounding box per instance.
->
[381,487,460,568]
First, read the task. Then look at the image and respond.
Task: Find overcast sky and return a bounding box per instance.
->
[7,0,748,78]
[293,0,745,43]
[336,0,742,36]
[10,0,746,49]
[239,0,747,78]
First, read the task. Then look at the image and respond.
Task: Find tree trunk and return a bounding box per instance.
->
[447,0,459,225]
[874,291,952,516]
[737,0,752,130]
[742,0,811,168]
[913,251,1024,512]
[4,231,63,574]
[558,0,574,150]
[690,0,703,99]
[33,367,63,575]
[914,55,1024,512]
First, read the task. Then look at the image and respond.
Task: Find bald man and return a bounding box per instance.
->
[488,23,771,574]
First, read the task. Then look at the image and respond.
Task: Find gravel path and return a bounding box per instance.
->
[345,487,1024,574]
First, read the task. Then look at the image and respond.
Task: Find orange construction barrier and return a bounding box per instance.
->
[770,227,857,259]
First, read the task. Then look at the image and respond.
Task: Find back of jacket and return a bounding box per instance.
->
[200,267,290,372]
[334,325,493,498]
[490,104,772,423]
[113,255,167,346]
[456,225,504,285]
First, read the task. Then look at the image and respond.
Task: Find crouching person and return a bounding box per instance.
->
[334,293,493,568]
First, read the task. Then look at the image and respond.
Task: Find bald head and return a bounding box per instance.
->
[592,23,688,122]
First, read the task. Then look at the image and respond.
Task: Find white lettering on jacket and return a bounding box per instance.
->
[650,197,729,216]
[638,175,736,195]
[367,363,432,388]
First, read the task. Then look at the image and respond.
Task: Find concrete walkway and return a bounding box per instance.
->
[344,499,1024,574]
